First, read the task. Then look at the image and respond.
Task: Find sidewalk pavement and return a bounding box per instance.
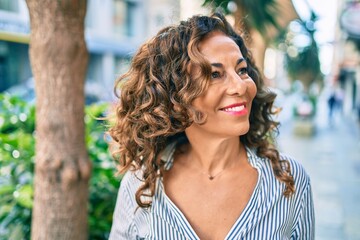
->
[277,93,360,240]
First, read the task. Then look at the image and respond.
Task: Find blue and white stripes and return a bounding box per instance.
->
[109,145,315,239]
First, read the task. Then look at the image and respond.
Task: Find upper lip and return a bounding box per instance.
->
[220,102,246,110]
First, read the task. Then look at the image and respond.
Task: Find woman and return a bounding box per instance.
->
[109,12,314,240]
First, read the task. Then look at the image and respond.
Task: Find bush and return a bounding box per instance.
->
[0,94,120,239]
[85,103,121,239]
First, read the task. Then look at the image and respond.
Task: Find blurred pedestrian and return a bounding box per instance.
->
[328,90,336,123]
[335,87,344,112]
[109,12,314,240]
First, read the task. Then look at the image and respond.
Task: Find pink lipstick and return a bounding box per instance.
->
[220,103,248,116]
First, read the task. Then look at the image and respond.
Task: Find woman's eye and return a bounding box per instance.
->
[237,67,248,75]
[211,71,221,79]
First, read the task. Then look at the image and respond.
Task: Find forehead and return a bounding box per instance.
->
[198,31,242,58]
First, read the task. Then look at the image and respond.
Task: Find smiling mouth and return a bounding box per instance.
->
[222,105,245,112]
[220,103,248,115]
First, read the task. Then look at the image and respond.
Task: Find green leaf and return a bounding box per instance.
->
[0,204,13,219]
[202,0,280,38]
[8,224,24,240]
[0,185,15,195]
[13,185,33,209]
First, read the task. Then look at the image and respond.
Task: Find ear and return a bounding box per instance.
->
[188,107,206,125]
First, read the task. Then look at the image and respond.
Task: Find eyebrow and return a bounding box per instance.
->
[210,58,246,68]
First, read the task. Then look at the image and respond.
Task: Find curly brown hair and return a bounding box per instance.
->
[109,12,295,208]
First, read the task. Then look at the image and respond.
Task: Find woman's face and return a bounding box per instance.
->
[187,31,257,138]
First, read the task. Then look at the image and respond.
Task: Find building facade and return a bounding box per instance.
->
[0,0,30,92]
[335,0,360,115]
[0,0,180,102]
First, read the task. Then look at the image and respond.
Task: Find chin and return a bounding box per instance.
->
[234,124,250,136]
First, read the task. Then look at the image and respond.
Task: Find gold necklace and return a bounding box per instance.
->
[191,149,242,181]
[201,169,227,180]
[199,161,240,180]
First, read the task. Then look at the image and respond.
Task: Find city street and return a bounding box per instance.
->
[277,93,360,240]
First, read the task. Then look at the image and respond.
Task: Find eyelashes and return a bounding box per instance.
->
[211,67,249,80]
[237,67,248,75]
[211,71,221,79]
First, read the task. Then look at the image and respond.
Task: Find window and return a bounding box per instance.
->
[0,0,18,12]
[113,0,139,37]
[115,56,131,77]
[113,0,127,36]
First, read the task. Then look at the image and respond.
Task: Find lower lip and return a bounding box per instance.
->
[221,108,248,116]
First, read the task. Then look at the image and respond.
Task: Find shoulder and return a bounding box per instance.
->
[110,169,149,239]
[279,153,311,192]
[112,169,146,223]
[120,169,144,197]
[247,148,311,185]
[279,153,310,181]
[115,169,146,212]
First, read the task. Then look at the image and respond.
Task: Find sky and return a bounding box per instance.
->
[292,0,338,75]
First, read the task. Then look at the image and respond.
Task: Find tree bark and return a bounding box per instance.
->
[25,0,90,239]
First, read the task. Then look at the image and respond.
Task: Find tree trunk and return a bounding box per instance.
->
[25,0,90,239]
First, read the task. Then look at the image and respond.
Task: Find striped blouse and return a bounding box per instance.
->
[109,142,315,239]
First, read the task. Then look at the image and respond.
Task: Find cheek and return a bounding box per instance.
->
[192,95,212,111]
[247,80,257,100]
[191,86,218,110]
[191,98,202,110]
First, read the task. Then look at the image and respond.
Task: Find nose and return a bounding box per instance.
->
[226,72,247,96]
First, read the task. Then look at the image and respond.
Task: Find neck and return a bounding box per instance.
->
[183,132,245,174]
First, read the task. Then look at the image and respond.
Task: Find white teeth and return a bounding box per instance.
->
[223,106,244,112]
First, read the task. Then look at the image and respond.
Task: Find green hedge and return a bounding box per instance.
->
[0,94,121,239]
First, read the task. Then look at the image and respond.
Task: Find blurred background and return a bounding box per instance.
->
[0,0,359,239]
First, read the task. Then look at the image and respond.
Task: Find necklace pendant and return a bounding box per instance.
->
[208,176,214,180]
